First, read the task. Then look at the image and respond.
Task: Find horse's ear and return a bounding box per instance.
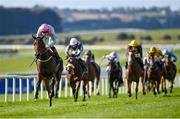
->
[32,34,37,39]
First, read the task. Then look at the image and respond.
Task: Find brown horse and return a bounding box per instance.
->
[146,55,162,95]
[83,52,101,96]
[126,52,145,99]
[66,57,88,102]
[107,59,123,98]
[32,35,63,106]
[162,55,177,94]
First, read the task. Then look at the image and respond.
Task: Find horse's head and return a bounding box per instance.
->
[107,59,117,73]
[83,50,92,63]
[148,54,156,70]
[66,57,81,76]
[32,34,46,55]
[127,51,135,65]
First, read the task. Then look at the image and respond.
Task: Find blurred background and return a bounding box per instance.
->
[0,0,180,73]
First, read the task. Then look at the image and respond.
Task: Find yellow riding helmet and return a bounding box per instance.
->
[149,47,156,54]
[128,40,138,47]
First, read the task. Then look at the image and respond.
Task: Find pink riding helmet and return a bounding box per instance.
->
[39,24,52,36]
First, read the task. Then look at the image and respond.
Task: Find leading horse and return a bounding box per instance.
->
[66,57,88,102]
[83,52,101,96]
[126,52,145,99]
[32,35,63,106]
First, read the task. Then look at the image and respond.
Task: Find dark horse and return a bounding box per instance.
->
[32,35,63,106]
[126,52,145,99]
[107,59,123,98]
[66,57,88,102]
[83,52,101,96]
[146,55,162,95]
[162,55,177,94]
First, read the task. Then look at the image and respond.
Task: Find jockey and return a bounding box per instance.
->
[143,46,157,69]
[104,51,121,72]
[104,51,123,85]
[126,40,143,70]
[36,23,61,63]
[65,37,88,77]
[162,49,177,62]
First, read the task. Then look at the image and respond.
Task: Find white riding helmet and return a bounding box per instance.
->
[110,51,117,58]
[70,38,78,46]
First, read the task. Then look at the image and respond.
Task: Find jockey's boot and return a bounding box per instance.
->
[78,59,88,80]
[50,46,61,64]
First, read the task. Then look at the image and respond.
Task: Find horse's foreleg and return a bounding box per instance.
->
[109,79,112,98]
[50,77,55,98]
[82,81,87,101]
[135,80,139,99]
[44,79,52,107]
[127,80,132,97]
[152,81,157,95]
[55,74,61,98]
[157,79,161,94]
[34,76,42,99]
[141,77,146,95]
[96,77,100,95]
[170,80,174,93]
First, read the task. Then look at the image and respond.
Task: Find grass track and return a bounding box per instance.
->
[0,88,180,118]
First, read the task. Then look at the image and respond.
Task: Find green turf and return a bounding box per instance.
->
[0,88,180,118]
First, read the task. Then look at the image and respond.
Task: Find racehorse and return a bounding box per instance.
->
[32,35,63,106]
[126,52,145,99]
[146,54,162,95]
[66,57,88,102]
[83,52,101,96]
[107,59,123,98]
[162,55,177,94]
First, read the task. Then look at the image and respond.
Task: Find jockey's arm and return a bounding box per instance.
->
[65,45,71,57]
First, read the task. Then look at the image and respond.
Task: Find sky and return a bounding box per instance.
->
[0,0,180,10]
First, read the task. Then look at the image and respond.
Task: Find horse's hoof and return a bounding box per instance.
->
[154,92,157,95]
[82,99,86,102]
[96,92,100,96]
[165,90,167,94]
[128,94,132,97]
[34,95,39,99]
[143,92,146,95]
[74,99,77,102]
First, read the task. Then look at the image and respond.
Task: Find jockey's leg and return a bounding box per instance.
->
[78,59,88,78]
[137,59,144,70]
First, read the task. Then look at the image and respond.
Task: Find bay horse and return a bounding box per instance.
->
[162,55,177,94]
[107,59,123,98]
[32,35,63,106]
[146,54,162,95]
[66,57,88,102]
[83,52,101,96]
[126,52,145,99]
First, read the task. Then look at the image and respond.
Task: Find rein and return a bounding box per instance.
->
[36,48,53,63]
[37,56,53,63]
